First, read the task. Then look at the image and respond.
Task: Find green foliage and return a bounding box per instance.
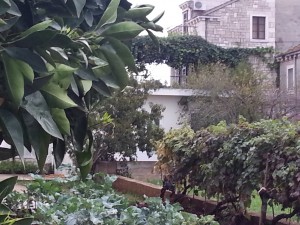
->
[132,36,273,69]
[0,0,163,179]
[0,176,33,225]
[156,118,300,223]
[0,161,38,174]
[91,78,165,162]
[6,175,219,225]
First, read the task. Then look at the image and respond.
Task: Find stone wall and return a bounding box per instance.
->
[206,0,276,48]
[94,161,161,181]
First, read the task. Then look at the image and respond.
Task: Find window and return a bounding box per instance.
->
[252,16,266,39]
[287,67,295,91]
[183,11,188,34]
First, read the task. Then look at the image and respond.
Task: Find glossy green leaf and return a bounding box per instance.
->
[96,0,120,29]
[51,108,70,135]
[107,38,137,73]
[101,21,144,40]
[53,138,66,168]
[125,6,154,19]
[79,80,92,96]
[71,0,86,17]
[20,20,53,37]
[72,110,88,152]
[0,17,18,32]
[4,47,48,73]
[0,0,10,15]
[75,68,97,81]
[101,47,128,89]
[92,80,111,97]
[0,176,17,202]
[75,130,93,180]
[6,0,21,16]
[0,18,6,26]
[25,75,54,97]
[147,29,159,46]
[51,64,77,90]
[21,91,63,140]
[22,111,51,172]
[13,30,58,48]
[0,110,24,161]
[152,10,165,23]
[0,148,14,161]
[41,82,77,109]
[2,53,25,106]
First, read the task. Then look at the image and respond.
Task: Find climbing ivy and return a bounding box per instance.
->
[132,36,274,69]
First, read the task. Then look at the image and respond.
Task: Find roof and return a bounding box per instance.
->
[276,44,300,58]
[203,0,240,16]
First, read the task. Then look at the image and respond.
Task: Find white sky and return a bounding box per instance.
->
[129,0,184,85]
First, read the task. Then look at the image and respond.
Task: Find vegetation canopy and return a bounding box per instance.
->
[0,0,163,179]
[132,36,274,69]
[156,118,300,224]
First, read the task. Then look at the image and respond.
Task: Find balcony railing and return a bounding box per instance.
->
[168,25,198,36]
[170,75,187,86]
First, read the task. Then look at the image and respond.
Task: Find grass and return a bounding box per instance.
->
[146,178,162,186]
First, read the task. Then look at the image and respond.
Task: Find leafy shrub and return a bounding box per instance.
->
[0,161,39,174]
[6,175,219,225]
[156,117,300,224]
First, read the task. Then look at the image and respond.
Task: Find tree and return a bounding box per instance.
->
[182,62,275,129]
[0,0,163,179]
[90,78,164,167]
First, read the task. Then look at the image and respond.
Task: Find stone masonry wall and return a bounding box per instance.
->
[205,0,276,49]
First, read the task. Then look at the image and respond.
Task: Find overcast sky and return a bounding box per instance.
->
[129,0,184,84]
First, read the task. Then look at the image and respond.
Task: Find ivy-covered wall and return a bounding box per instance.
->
[132,35,274,69]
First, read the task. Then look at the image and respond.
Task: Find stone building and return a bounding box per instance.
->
[169,0,300,85]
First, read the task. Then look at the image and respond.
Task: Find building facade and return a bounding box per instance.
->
[169,0,300,85]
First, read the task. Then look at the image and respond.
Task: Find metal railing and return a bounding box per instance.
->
[168,25,198,36]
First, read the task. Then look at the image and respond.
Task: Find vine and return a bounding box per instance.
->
[132,35,274,69]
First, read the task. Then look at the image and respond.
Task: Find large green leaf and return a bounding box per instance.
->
[22,111,51,173]
[4,47,48,73]
[2,53,25,106]
[152,11,165,23]
[96,0,120,29]
[25,75,54,96]
[13,30,58,48]
[20,20,53,38]
[0,176,17,202]
[21,91,63,140]
[78,80,92,96]
[0,17,18,32]
[71,0,86,18]
[0,0,10,15]
[72,111,88,151]
[92,80,111,97]
[101,21,144,40]
[75,130,93,180]
[46,64,77,90]
[0,148,14,161]
[107,38,137,73]
[53,138,66,168]
[0,110,24,161]
[125,6,154,19]
[51,108,70,135]
[101,47,128,89]
[41,82,77,109]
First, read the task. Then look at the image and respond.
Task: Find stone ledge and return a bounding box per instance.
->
[113,176,300,225]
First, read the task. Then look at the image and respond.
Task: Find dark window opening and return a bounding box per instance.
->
[252,16,266,39]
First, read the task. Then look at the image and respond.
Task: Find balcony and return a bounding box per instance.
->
[168,25,198,36]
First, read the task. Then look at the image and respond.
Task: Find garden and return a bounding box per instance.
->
[1,0,300,224]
